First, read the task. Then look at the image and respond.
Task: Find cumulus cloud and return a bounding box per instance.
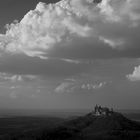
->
[0,0,140,59]
[60,58,82,64]
[55,82,74,93]
[99,36,124,49]
[81,82,106,90]
[0,72,37,82]
[0,73,22,82]
[127,66,140,81]
[55,81,106,94]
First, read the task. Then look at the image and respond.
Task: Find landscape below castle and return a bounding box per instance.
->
[1,106,140,140]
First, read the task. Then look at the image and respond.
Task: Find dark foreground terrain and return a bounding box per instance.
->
[0,111,140,140]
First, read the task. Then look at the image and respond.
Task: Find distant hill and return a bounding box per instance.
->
[44,110,140,140]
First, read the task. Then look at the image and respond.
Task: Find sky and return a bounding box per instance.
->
[0,0,140,110]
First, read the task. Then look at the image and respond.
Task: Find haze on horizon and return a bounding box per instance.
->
[0,0,140,110]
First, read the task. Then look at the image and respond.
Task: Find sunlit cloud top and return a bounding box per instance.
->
[0,0,140,59]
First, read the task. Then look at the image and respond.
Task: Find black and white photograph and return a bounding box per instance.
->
[0,0,140,139]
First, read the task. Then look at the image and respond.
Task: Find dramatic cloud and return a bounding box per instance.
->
[127,66,140,81]
[0,0,140,59]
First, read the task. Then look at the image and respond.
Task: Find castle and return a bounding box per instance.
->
[93,105,114,116]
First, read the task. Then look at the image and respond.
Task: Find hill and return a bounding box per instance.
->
[2,107,140,140]
[43,107,140,140]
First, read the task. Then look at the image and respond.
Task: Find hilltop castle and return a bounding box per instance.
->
[93,105,114,116]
